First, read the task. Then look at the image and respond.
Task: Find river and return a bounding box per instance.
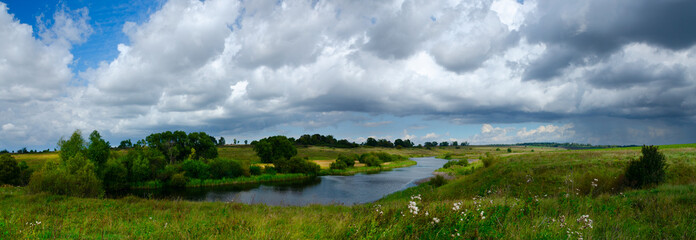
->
[129,157,446,206]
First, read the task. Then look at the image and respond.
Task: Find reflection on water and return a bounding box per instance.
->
[128,157,446,206]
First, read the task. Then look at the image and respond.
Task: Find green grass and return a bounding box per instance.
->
[319,160,417,176]
[2,145,695,239]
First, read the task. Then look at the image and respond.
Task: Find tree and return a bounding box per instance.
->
[439,141,449,147]
[118,139,133,149]
[365,137,378,147]
[452,141,458,146]
[244,140,248,145]
[273,156,320,174]
[252,136,297,163]
[87,130,110,172]
[188,132,218,160]
[218,137,226,146]
[625,145,667,188]
[58,130,86,163]
[0,154,20,185]
[102,158,129,192]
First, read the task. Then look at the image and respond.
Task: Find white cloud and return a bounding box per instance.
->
[469,123,575,144]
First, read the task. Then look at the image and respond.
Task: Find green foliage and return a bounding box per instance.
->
[625,145,667,188]
[58,130,86,163]
[273,156,320,174]
[187,132,219,160]
[507,147,512,153]
[0,154,20,185]
[207,158,244,179]
[264,166,277,175]
[169,172,187,188]
[28,152,102,197]
[16,160,32,186]
[249,165,262,176]
[252,136,297,163]
[145,131,219,162]
[443,152,452,160]
[429,174,447,187]
[336,154,356,167]
[481,153,496,168]
[87,130,110,172]
[102,159,129,192]
[181,159,210,180]
[443,159,469,168]
[330,159,348,170]
[363,155,382,167]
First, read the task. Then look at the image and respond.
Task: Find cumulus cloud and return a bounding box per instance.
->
[2,0,696,148]
[469,123,575,144]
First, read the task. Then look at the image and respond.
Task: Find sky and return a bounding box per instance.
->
[1,0,695,150]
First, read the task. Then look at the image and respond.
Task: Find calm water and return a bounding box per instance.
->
[130,157,446,206]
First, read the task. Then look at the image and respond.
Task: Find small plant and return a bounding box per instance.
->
[430,175,447,187]
[507,148,512,153]
[624,145,666,188]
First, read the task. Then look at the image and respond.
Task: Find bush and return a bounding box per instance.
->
[102,159,129,192]
[181,159,210,179]
[0,154,20,185]
[330,160,348,170]
[169,173,187,188]
[274,156,320,174]
[28,153,102,197]
[481,153,496,168]
[507,148,512,153]
[264,166,277,175]
[444,153,452,160]
[249,165,262,176]
[443,159,469,168]
[624,145,667,188]
[208,158,244,179]
[363,155,382,167]
[430,175,448,187]
[252,136,297,163]
[335,154,356,168]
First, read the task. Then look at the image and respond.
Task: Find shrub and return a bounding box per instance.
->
[507,148,512,153]
[430,175,448,187]
[264,166,277,175]
[169,173,187,188]
[249,165,262,175]
[336,154,356,167]
[181,159,210,179]
[481,153,496,168]
[17,160,32,186]
[364,155,382,167]
[443,159,469,169]
[0,154,20,185]
[624,145,667,188]
[330,160,348,170]
[28,153,102,197]
[273,156,320,174]
[208,158,243,179]
[102,159,129,192]
[444,153,452,160]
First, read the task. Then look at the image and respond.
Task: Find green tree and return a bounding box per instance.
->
[181,159,210,179]
[0,154,20,185]
[625,145,667,188]
[218,137,226,146]
[252,136,297,163]
[87,130,111,172]
[58,130,86,163]
[208,158,243,179]
[102,158,129,192]
[188,132,218,160]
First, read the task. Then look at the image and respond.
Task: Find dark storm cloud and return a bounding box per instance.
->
[586,61,688,90]
[522,0,696,81]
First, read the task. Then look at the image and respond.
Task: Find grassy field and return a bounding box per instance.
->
[2,144,694,238]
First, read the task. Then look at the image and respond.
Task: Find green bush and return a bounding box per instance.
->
[363,155,382,167]
[430,175,448,187]
[274,156,320,174]
[507,148,512,153]
[249,165,262,176]
[102,159,129,192]
[208,158,243,179]
[264,166,277,175]
[443,159,468,168]
[28,153,102,197]
[444,153,452,160]
[481,153,496,168]
[330,160,348,170]
[625,145,667,188]
[181,159,210,180]
[169,173,187,188]
[0,154,20,185]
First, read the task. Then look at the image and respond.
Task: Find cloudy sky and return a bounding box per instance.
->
[1,0,695,150]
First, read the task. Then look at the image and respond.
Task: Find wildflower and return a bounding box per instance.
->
[452,202,461,211]
[559,215,566,227]
[576,215,593,229]
[432,217,440,224]
[425,211,429,216]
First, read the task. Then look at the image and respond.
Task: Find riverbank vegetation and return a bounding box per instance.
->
[0,144,694,238]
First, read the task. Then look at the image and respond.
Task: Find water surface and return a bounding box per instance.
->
[131,157,446,206]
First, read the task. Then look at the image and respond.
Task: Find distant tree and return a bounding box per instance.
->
[452,141,458,146]
[507,148,512,153]
[394,139,404,148]
[273,156,320,174]
[0,150,7,154]
[187,132,218,160]
[365,137,378,147]
[244,140,248,145]
[439,141,449,147]
[252,136,297,163]
[87,130,110,172]
[102,158,129,192]
[233,138,237,145]
[17,147,29,154]
[118,139,133,149]
[218,137,226,146]
[461,141,469,146]
[58,130,86,163]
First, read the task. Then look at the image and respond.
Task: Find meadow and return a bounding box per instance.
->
[1,144,694,239]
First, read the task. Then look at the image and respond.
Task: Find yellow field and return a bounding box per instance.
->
[11,152,59,170]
